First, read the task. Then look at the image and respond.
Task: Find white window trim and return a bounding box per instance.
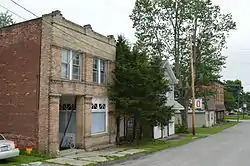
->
[61,49,82,81]
[91,98,108,135]
[93,58,107,84]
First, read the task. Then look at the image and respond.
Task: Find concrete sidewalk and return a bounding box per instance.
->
[21,148,146,166]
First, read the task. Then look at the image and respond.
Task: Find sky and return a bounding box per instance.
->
[1,0,250,91]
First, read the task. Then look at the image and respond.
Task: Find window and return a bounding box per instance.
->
[93,58,99,83]
[92,58,108,84]
[91,101,107,134]
[61,49,82,81]
[61,49,70,79]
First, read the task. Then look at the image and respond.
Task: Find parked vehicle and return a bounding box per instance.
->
[0,134,20,160]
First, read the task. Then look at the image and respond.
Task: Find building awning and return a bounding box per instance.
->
[207,98,216,111]
[216,103,226,111]
[166,100,184,110]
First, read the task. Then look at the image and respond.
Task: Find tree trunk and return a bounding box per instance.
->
[161,125,164,138]
[115,115,120,145]
[130,116,137,144]
[139,125,143,140]
[180,109,188,128]
[167,121,170,137]
[135,119,141,144]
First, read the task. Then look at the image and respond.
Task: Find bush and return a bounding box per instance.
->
[202,125,207,128]
[175,124,188,134]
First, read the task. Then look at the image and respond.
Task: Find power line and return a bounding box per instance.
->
[9,0,38,18]
[9,0,114,56]
[0,4,26,20]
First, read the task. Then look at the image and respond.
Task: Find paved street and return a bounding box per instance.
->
[113,121,250,166]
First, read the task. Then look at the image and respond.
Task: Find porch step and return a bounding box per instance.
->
[59,149,86,157]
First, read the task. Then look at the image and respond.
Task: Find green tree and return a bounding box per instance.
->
[108,36,173,142]
[224,79,244,111]
[224,91,236,112]
[243,92,250,113]
[130,0,236,128]
[0,12,15,28]
[147,56,175,138]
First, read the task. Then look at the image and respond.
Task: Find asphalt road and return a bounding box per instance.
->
[113,121,250,166]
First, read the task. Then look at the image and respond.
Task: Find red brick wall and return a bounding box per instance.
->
[213,82,224,104]
[201,82,224,104]
[0,19,41,149]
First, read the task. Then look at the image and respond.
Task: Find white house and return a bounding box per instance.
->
[153,60,184,139]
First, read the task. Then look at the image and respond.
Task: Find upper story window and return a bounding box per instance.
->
[93,58,108,84]
[61,49,83,81]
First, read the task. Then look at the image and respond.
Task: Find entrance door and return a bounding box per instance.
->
[59,103,76,149]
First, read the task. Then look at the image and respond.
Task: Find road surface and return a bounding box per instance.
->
[113,121,250,166]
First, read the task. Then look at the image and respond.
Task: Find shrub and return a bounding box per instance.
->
[175,124,188,134]
[202,125,207,128]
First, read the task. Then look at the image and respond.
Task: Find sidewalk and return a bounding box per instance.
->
[44,148,146,166]
[20,135,190,166]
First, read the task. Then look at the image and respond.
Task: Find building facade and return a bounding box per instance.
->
[212,81,226,122]
[0,10,116,155]
[153,60,184,139]
[199,81,226,123]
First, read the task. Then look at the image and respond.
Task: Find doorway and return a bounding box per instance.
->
[59,95,76,150]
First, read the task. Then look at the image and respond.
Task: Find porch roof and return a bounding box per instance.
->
[215,103,226,111]
[166,99,184,110]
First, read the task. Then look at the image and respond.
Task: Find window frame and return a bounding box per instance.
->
[93,58,99,83]
[61,49,70,79]
[61,48,83,81]
[91,98,108,135]
[92,58,108,84]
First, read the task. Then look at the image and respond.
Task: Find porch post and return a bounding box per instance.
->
[76,95,84,148]
[48,93,61,155]
[83,95,92,149]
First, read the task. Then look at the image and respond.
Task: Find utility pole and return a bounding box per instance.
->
[190,38,196,136]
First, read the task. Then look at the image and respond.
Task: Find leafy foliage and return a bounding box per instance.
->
[0,12,15,28]
[130,0,236,127]
[224,80,244,111]
[108,35,174,140]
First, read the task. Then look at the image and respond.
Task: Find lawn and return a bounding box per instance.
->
[0,152,50,166]
[225,115,250,120]
[133,135,204,154]
[194,121,239,134]
[132,121,239,154]
[0,122,238,166]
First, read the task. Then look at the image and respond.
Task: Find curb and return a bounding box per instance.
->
[97,153,147,166]
[97,136,208,166]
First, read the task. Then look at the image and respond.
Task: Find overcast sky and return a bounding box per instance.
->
[1,0,250,91]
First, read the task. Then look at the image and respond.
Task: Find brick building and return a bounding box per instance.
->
[0,10,116,155]
[202,81,226,122]
[212,81,226,122]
